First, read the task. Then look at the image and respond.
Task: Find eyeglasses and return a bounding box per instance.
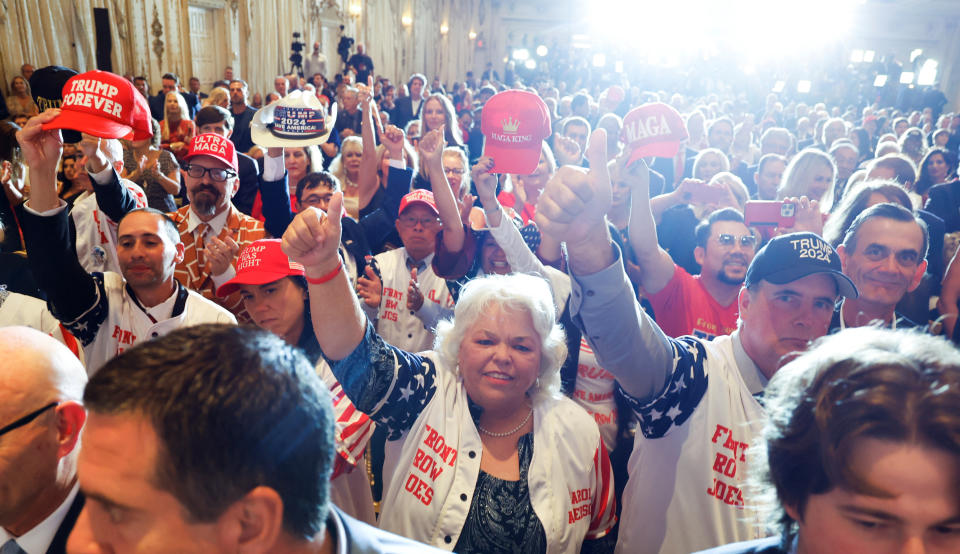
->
[0,402,59,437]
[182,164,237,182]
[398,215,441,229]
[716,233,758,249]
[443,167,465,175]
[860,244,922,267]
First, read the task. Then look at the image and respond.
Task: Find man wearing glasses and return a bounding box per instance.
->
[16,118,237,373]
[629,164,759,338]
[91,133,266,324]
[0,326,87,554]
[356,189,453,352]
[831,203,928,332]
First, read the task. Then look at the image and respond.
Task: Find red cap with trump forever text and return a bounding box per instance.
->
[183,133,239,172]
[481,90,551,175]
[40,70,148,140]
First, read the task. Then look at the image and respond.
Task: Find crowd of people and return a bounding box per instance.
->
[2,37,960,554]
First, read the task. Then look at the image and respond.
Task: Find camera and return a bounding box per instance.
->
[290,32,305,69]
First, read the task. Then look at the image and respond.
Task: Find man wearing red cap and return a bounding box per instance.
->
[356,187,453,353]
[92,133,266,323]
[15,111,237,373]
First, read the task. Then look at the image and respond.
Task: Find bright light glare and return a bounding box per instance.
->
[524,59,536,70]
[797,80,811,93]
[772,80,786,93]
[863,50,875,62]
[743,64,756,75]
[873,75,887,87]
[850,49,864,63]
[910,48,923,62]
[536,45,548,57]
[900,72,914,84]
[401,14,412,26]
[918,59,938,86]
[468,30,477,40]
[592,53,607,67]
[512,48,530,61]
[585,0,861,63]
[615,61,624,73]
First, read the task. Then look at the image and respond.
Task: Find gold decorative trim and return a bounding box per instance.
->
[151,4,164,66]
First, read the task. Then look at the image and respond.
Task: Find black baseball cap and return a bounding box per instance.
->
[30,65,82,143]
[745,232,857,298]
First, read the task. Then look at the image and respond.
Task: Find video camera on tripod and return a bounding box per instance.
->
[290,32,305,76]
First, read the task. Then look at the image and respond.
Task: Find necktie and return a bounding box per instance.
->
[1,539,26,554]
[195,222,211,271]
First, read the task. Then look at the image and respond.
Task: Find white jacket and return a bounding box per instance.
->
[66,272,236,373]
[378,351,617,552]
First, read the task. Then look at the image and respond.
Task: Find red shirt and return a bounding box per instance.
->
[646,265,739,340]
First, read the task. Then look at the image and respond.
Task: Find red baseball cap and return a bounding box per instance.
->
[620,102,689,166]
[41,70,139,140]
[216,239,305,297]
[481,90,551,175]
[398,189,439,216]
[183,133,239,172]
[129,91,154,141]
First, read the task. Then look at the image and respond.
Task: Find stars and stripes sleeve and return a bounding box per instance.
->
[586,437,618,540]
[325,321,437,440]
[616,336,709,439]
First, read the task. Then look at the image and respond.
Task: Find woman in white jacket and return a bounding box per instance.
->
[282,186,617,553]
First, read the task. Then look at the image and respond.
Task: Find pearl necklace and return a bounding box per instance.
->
[477,408,533,438]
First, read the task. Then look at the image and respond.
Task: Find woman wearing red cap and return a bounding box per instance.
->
[216,238,378,524]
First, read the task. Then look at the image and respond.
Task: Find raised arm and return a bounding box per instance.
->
[282,193,365,360]
[536,129,674,401]
[357,79,381,211]
[627,159,678,294]
[421,126,465,253]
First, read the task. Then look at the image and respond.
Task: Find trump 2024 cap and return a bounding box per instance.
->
[481,90,551,175]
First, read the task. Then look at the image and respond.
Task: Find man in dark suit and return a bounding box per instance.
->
[66,325,440,553]
[391,73,427,131]
[0,327,87,554]
[148,73,200,122]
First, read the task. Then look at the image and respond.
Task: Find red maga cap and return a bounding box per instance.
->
[620,102,689,166]
[216,239,305,297]
[184,133,238,172]
[41,70,139,140]
[481,90,551,175]
[398,189,439,216]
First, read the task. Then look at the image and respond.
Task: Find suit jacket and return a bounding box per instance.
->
[333,505,445,553]
[694,536,787,554]
[391,96,422,131]
[233,152,261,216]
[148,91,200,121]
[46,492,85,554]
[925,179,960,233]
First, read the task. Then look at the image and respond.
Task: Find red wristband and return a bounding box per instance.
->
[305,261,343,285]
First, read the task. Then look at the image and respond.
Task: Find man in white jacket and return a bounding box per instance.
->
[17,111,235,374]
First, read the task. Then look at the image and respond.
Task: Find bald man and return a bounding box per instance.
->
[0,327,87,554]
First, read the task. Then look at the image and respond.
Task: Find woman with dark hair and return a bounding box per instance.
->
[914,146,956,198]
[822,181,912,247]
[898,127,925,168]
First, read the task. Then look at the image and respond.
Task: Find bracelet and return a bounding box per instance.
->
[305,260,343,285]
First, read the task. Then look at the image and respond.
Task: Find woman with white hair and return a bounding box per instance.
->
[282,196,617,553]
[777,147,837,211]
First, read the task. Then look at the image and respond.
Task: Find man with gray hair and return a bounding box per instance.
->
[335,86,363,137]
[0,326,87,554]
